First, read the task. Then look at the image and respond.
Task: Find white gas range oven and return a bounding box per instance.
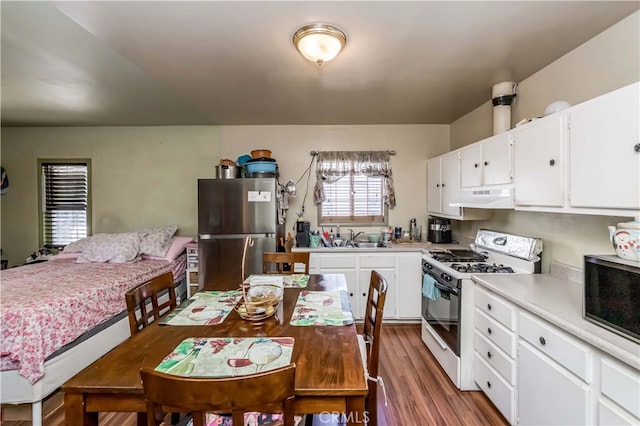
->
[421,229,542,390]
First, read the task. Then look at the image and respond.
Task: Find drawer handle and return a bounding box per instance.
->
[349,292,354,297]
[487,327,492,335]
[487,381,492,389]
[549,159,556,166]
[474,163,479,168]
[487,303,492,310]
[487,351,492,359]
[484,161,489,166]
[539,336,546,346]
[362,292,366,297]
[635,143,640,152]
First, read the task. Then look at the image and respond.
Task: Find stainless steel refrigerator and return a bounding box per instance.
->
[198,178,284,290]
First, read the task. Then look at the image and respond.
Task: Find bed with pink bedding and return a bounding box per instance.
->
[0,254,186,424]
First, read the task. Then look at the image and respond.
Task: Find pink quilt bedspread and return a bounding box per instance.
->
[0,255,186,384]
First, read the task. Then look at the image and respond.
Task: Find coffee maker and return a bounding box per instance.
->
[295,221,311,247]
[427,216,452,243]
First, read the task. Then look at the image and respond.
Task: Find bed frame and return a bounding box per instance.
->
[1,272,186,426]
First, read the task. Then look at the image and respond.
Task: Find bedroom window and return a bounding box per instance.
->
[313,151,396,225]
[39,160,91,248]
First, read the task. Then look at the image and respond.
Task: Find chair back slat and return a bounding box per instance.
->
[125,272,177,335]
[361,270,388,426]
[140,363,296,426]
[263,252,310,274]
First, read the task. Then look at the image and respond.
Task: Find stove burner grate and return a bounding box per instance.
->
[450,263,515,273]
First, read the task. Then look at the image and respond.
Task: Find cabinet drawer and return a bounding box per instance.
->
[359,254,395,268]
[319,254,357,268]
[518,311,591,383]
[599,399,640,426]
[474,331,515,384]
[601,357,640,418]
[475,309,516,357]
[474,353,515,424]
[475,286,516,331]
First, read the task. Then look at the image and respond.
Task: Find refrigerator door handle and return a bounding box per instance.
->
[199,233,276,240]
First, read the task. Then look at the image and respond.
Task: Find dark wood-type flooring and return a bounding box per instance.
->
[4,324,507,426]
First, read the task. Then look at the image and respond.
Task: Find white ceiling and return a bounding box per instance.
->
[1,1,638,127]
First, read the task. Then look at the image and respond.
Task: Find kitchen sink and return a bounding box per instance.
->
[353,242,387,248]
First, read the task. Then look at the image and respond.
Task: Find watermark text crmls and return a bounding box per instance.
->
[317,411,370,424]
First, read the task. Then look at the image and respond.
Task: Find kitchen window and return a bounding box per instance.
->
[39,160,91,248]
[314,151,395,225]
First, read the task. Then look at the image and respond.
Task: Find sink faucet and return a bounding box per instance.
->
[347,229,364,244]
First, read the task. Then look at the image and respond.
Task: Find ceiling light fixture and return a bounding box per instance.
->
[293,23,347,66]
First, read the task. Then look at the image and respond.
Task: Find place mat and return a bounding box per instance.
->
[159,290,242,326]
[290,290,354,326]
[155,337,294,377]
[244,274,309,288]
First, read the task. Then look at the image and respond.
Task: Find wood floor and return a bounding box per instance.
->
[3,324,507,426]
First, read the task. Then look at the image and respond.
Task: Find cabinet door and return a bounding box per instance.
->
[396,253,422,319]
[513,115,566,207]
[482,133,512,186]
[460,143,483,188]
[359,268,395,319]
[518,340,590,425]
[427,157,442,214]
[441,152,462,217]
[569,83,640,210]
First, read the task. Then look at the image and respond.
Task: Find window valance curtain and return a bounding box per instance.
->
[313,151,396,207]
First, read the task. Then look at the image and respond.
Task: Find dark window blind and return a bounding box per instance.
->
[322,175,384,223]
[42,163,88,247]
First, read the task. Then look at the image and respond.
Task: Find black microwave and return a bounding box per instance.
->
[584,255,640,343]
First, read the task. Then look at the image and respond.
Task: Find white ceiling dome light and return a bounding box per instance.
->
[293,23,347,66]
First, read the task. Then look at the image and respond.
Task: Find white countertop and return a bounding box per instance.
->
[292,241,469,254]
[472,273,640,370]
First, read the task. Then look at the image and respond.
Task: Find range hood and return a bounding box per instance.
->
[450,186,515,209]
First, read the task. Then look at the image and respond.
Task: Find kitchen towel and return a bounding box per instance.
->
[422,274,441,301]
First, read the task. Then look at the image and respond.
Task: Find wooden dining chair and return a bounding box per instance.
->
[359,270,389,426]
[263,252,310,274]
[125,272,177,336]
[140,363,297,426]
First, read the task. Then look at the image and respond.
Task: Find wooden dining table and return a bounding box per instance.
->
[62,274,368,425]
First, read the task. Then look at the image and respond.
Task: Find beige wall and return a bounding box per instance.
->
[0,126,219,266]
[0,124,448,266]
[450,11,640,271]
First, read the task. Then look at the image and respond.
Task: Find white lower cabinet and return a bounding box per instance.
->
[599,356,640,423]
[518,339,590,425]
[396,252,422,319]
[475,283,640,426]
[309,251,422,321]
[474,286,518,424]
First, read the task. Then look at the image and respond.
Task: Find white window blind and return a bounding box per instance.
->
[41,162,89,247]
[322,175,384,223]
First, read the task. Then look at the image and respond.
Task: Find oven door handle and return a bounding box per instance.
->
[424,322,449,350]
[433,281,459,295]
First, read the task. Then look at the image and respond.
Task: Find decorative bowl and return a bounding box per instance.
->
[235,284,283,322]
[251,149,272,159]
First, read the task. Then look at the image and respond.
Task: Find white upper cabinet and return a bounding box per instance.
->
[427,151,463,218]
[461,133,513,188]
[569,82,640,211]
[460,143,483,187]
[513,114,566,208]
[513,82,639,216]
[427,151,490,220]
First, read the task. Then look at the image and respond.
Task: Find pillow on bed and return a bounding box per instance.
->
[75,232,141,263]
[137,225,178,257]
[142,236,193,262]
[62,236,92,253]
[51,252,81,260]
